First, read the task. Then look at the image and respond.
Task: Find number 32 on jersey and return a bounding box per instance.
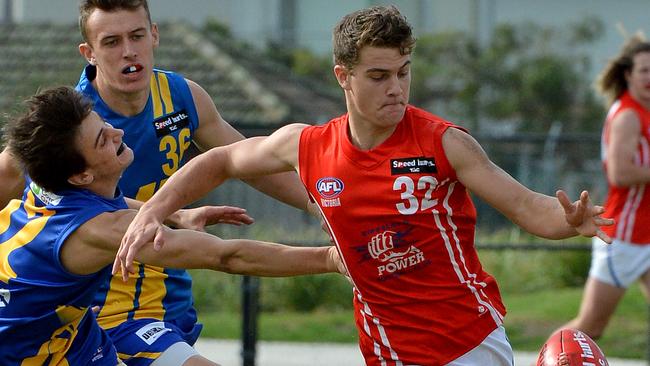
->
[393,176,439,215]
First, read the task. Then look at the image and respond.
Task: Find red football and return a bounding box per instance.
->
[537,328,609,366]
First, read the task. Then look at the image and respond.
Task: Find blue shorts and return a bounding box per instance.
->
[106,316,202,366]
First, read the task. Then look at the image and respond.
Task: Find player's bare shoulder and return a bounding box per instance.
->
[265,123,310,166]
[441,126,490,170]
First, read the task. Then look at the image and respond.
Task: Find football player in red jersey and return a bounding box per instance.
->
[556,35,650,343]
[118,5,613,365]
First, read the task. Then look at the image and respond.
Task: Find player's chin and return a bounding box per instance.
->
[117,76,150,93]
[389,108,407,122]
[120,148,135,166]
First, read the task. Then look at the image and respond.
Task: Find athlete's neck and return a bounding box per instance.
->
[92,79,149,117]
[347,115,398,151]
[630,88,650,111]
[84,176,121,200]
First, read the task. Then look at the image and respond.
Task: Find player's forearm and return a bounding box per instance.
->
[130,228,336,276]
[242,171,309,211]
[141,148,229,221]
[216,240,336,276]
[510,192,577,239]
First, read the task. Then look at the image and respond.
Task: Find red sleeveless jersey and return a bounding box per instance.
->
[601,91,650,244]
[299,105,506,365]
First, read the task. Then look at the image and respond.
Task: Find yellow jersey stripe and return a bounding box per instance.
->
[157,73,174,115]
[134,181,156,202]
[0,192,54,282]
[96,274,139,328]
[150,74,163,119]
[133,265,168,320]
[21,307,84,366]
[0,199,21,234]
[117,350,162,360]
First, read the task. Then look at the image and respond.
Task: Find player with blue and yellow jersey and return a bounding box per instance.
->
[0,1,311,364]
[77,65,199,201]
[0,86,342,365]
[77,64,203,364]
[0,178,125,366]
[73,1,310,365]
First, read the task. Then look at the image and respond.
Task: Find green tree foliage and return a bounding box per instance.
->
[268,17,607,133]
[412,17,606,133]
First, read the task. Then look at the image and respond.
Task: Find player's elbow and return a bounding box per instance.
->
[210,247,250,274]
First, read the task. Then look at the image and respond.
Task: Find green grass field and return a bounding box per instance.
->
[198,284,647,360]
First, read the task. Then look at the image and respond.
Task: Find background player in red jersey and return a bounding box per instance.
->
[557,35,650,341]
[117,5,613,365]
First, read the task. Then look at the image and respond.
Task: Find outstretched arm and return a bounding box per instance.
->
[116,124,306,277]
[443,127,613,241]
[189,80,310,210]
[61,209,342,277]
[124,196,254,231]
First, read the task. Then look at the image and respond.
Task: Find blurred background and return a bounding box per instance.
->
[1,0,648,361]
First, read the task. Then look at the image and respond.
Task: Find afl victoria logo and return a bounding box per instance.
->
[316,177,344,198]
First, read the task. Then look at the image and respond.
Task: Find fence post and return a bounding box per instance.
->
[241,275,259,366]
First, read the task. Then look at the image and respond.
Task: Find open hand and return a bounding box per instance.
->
[113,209,166,281]
[169,206,254,231]
[556,190,614,243]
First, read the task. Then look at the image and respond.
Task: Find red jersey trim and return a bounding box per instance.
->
[602,91,650,243]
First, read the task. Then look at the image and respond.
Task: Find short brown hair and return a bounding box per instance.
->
[597,35,650,105]
[333,5,416,69]
[79,0,152,43]
[4,87,93,193]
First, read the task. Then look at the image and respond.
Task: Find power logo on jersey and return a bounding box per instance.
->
[357,223,430,279]
[152,110,190,138]
[391,157,437,175]
[316,177,344,207]
[368,230,426,278]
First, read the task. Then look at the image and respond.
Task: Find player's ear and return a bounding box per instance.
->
[151,22,160,48]
[334,65,352,90]
[68,171,94,187]
[79,43,96,65]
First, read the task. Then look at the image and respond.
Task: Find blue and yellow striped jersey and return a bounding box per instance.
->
[76,66,199,332]
[0,179,127,365]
